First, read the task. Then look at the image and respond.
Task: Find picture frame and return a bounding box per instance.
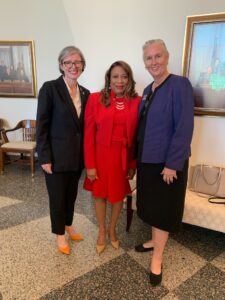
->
[0,40,37,98]
[183,13,225,116]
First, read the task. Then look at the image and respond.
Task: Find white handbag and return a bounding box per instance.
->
[189,164,225,197]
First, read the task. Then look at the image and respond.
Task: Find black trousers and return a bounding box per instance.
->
[44,171,81,235]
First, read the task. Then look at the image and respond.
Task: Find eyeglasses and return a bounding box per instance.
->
[63,60,84,68]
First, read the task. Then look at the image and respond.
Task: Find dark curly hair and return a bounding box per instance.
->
[100,61,138,107]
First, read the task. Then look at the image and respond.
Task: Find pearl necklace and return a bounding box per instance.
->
[115,100,125,110]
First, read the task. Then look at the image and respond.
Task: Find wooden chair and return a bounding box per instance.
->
[0,119,36,177]
[126,179,136,232]
[0,119,4,146]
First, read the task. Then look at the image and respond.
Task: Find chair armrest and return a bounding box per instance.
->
[0,127,5,144]
[2,121,23,143]
[4,123,21,133]
[1,129,9,143]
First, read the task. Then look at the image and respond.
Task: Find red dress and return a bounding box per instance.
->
[83,92,140,203]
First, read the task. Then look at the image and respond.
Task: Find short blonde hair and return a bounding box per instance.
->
[143,39,169,56]
[58,46,86,74]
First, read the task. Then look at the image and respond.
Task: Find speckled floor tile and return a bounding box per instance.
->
[0,167,96,231]
[0,167,49,230]
[174,264,225,300]
[171,223,225,261]
[77,185,152,252]
[0,196,22,208]
[40,253,169,300]
[128,238,207,291]
[114,210,152,251]
[1,164,225,300]
[0,213,125,300]
[160,292,180,300]
[211,250,225,272]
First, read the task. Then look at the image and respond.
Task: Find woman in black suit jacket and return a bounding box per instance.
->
[36,46,90,255]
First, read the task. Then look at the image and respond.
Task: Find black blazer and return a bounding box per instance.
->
[36,76,90,172]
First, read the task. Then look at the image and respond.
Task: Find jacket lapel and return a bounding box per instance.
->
[56,76,81,130]
[78,85,87,123]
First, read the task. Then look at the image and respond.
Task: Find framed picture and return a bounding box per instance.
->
[183,13,225,116]
[0,40,37,98]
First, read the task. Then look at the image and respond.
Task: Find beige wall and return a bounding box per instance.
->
[0,0,74,127]
[0,0,225,167]
[63,0,225,167]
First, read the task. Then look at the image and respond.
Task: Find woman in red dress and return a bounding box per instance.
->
[84,61,140,254]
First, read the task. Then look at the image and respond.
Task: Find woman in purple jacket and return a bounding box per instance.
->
[135,39,194,286]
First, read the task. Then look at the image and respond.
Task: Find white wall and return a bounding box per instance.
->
[0,0,225,167]
[63,0,225,167]
[0,0,74,128]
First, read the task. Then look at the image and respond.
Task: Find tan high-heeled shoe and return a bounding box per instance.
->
[108,229,120,250]
[110,240,119,250]
[96,230,106,254]
[96,243,105,254]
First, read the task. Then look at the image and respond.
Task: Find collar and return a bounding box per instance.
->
[63,77,80,98]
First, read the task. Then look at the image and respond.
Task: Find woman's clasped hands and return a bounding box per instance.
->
[87,168,98,182]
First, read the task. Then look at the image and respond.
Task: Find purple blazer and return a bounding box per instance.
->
[139,74,194,171]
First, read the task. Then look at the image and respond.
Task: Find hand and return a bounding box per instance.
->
[127,168,136,180]
[41,163,52,174]
[86,168,98,182]
[161,167,177,184]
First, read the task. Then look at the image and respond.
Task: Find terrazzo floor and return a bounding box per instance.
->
[0,164,224,300]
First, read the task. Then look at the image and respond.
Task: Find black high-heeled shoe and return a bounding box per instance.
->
[149,271,162,286]
[135,244,154,252]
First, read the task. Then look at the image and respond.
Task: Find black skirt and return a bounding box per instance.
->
[136,160,188,232]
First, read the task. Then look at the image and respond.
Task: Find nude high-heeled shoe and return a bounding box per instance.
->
[108,229,119,250]
[111,240,120,250]
[96,243,105,254]
[96,230,106,254]
[110,240,119,250]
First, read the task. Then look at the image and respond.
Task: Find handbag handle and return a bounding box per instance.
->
[208,196,225,204]
[200,165,222,185]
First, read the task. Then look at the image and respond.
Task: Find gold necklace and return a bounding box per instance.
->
[115,99,125,110]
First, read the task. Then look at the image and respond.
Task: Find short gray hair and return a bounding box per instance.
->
[143,39,169,56]
[58,45,86,74]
